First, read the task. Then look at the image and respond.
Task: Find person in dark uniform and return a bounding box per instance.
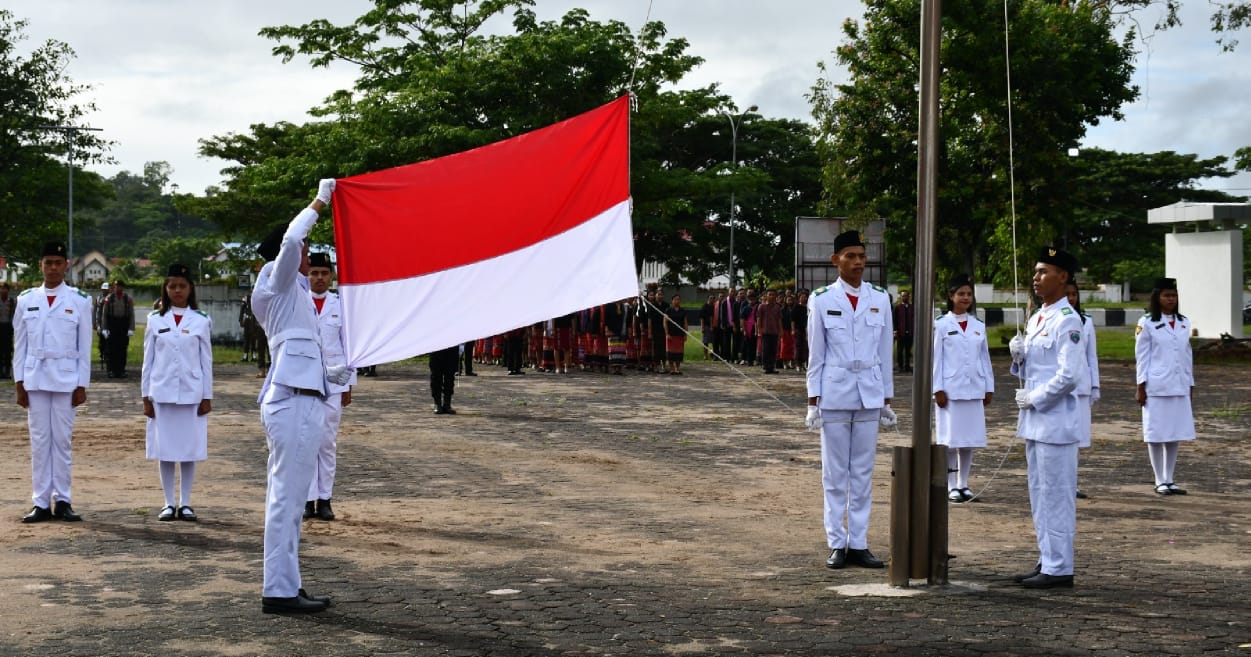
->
[460,340,477,376]
[429,344,460,414]
[504,326,526,375]
[647,291,667,373]
[894,289,915,373]
[0,282,15,379]
[100,279,135,378]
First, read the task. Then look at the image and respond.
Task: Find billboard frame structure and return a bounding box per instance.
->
[794,217,887,292]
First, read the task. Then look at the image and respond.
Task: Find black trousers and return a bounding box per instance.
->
[505,334,524,372]
[429,347,459,406]
[461,341,475,374]
[0,324,11,376]
[760,333,779,372]
[896,334,914,371]
[106,318,130,374]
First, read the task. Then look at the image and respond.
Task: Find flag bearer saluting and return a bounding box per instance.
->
[253,180,354,614]
[1008,246,1088,589]
[804,229,896,570]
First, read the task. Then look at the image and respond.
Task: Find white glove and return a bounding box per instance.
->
[804,405,821,432]
[127,330,134,337]
[1008,334,1025,364]
[316,178,336,204]
[101,329,110,339]
[326,364,353,386]
[1090,387,1100,406]
[1015,388,1033,410]
[879,405,898,428]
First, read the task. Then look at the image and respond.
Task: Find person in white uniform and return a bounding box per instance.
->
[1065,280,1099,499]
[142,263,213,522]
[1134,277,1194,496]
[804,229,896,570]
[1008,246,1088,589]
[932,274,993,503]
[14,241,93,523]
[254,180,353,614]
[304,252,354,522]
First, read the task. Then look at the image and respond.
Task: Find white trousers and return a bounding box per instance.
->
[27,391,75,508]
[820,408,881,550]
[261,392,325,598]
[1025,440,1078,576]
[307,393,343,501]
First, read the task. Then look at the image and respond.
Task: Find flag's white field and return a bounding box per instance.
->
[331,96,636,366]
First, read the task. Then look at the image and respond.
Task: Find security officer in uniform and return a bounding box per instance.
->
[1008,245,1088,589]
[429,344,460,414]
[252,180,353,614]
[14,241,93,523]
[804,230,896,569]
[304,252,355,522]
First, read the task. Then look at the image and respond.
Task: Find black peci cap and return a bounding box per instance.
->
[1152,277,1177,290]
[166,263,192,280]
[41,241,67,258]
[833,229,865,253]
[308,252,333,269]
[257,224,286,262]
[1037,245,1078,278]
[947,273,973,292]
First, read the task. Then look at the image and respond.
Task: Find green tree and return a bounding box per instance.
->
[810,0,1138,288]
[189,1,820,285]
[77,161,216,257]
[0,9,110,262]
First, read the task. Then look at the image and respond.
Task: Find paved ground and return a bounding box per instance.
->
[0,354,1248,656]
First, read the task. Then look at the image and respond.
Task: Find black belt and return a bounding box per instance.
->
[292,388,324,398]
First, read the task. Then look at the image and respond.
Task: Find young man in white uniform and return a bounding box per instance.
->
[1009,246,1088,589]
[253,180,352,614]
[805,230,896,570]
[305,252,354,521]
[14,241,93,523]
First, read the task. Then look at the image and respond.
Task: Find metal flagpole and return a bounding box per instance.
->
[36,124,103,285]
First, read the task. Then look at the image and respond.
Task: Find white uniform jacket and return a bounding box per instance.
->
[252,208,328,401]
[1134,314,1193,397]
[1074,314,1100,396]
[313,291,355,395]
[141,309,214,404]
[12,284,93,392]
[806,279,894,410]
[931,312,994,400]
[1011,299,1087,444]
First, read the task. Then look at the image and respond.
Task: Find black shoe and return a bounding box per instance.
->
[464,372,477,376]
[1154,484,1172,496]
[434,405,448,414]
[1020,573,1074,589]
[1012,563,1042,583]
[52,501,81,522]
[846,548,885,568]
[303,501,315,520]
[261,595,328,614]
[443,405,457,415]
[315,499,335,521]
[1075,489,1088,499]
[960,488,975,502]
[1166,483,1187,495]
[948,489,964,503]
[157,505,177,521]
[22,506,52,523]
[298,588,331,607]
[177,506,197,522]
[825,548,847,569]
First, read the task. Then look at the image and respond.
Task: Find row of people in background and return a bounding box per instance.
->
[702,287,810,373]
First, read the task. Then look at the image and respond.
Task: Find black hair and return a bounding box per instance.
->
[1064,279,1087,325]
[944,280,977,314]
[157,274,198,315]
[1147,285,1183,322]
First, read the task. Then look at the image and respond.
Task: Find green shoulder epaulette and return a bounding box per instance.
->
[1060,307,1073,315]
[17,288,33,297]
[76,288,89,298]
[149,309,160,317]
[196,310,209,318]
[871,284,886,293]
[813,286,829,296]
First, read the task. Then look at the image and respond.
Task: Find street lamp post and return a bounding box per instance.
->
[36,124,103,285]
[721,105,757,289]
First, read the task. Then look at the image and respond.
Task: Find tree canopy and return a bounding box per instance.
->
[808,0,1248,291]
[0,9,110,263]
[188,1,820,285]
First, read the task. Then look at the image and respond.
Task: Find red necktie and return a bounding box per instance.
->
[47,296,56,307]
[314,297,326,314]
[847,294,858,311]
[173,314,182,326]
[959,320,968,332]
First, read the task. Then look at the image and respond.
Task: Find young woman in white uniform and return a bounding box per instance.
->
[1134,277,1194,496]
[142,264,213,521]
[932,274,993,503]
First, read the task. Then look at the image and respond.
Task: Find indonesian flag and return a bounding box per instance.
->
[331,96,637,366]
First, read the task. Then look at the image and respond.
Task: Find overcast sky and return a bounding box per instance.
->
[10,0,1251,196]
